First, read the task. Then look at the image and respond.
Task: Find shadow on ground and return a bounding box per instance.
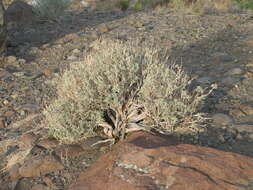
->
[168,17,253,157]
[6,8,134,61]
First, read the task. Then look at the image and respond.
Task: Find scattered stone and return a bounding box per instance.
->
[240,36,253,47]
[81,136,104,150]
[31,184,49,190]
[55,144,85,159]
[225,67,243,76]
[41,68,54,77]
[54,44,62,49]
[9,164,21,181]
[236,133,243,140]
[67,55,78,60]
[97,23,109,33]
[230,108,245,118]
[19,132,38,148]
[3,99,9,105]
[239,103,253,115]
[4,110,16,117]
[30,47,39,52]
[81,0,90,8]
[18,59,26,64]
[42,176,55,188]
[212,113,233,126]
[215,103,230,112]
[72,48,81,54]
[0,117,5,128]
[18,103,40,113]
[212,52,233,62]
[7,56,17,63]
[131,20,144,28]
[217,133,226,143]
[90,31,98,40]
[20,110,26,116]
[245,71,253,78]
[246,63,253,68]
[197,76,211,84]
[14,179,31,190]
[232,125,253,133]
[19,155,64,178]
[0,139,16,154]
[221,76,241,86]
[63,172,72,181]
[37,138,59,149]
[11,114,42,128]
[41,43,50,49]
[5,64,20,73]
[63,33,79,42]
[12,72,25,77]
[69,132,253,190]
[249,134,253,141]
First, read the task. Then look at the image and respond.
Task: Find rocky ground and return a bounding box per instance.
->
[0,1,253,189]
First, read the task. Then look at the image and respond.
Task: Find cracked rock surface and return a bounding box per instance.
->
[69,132,253,190]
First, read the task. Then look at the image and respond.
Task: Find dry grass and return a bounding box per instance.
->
[43,38,216,144]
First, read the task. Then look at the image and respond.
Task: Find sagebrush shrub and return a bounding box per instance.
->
[43,38,215,144]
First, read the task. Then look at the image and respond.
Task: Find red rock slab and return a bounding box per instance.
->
[69,132,253,190]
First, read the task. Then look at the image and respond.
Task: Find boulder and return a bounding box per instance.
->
[0,0,6,56]
[5,0,34,27]
[69,132,253,190]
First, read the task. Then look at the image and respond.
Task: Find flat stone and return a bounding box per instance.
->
[9,164,21,180]
[4,110,16,117]
[212,113,233,126]
[69,132,253,190]
[212,52,233,62]
[67,55,78,60]
[19,155,64,178]
[31,184,49,190]
[18,59,26,64]
[72,49,81,54]
[19,132,38,148]
[37,138,59,149]
[41,68,54,77]
[81,0,90,7]
[225,68,243,76]
[239,103,253,116]
[14,179,31,190]
[221,76,241,86]
[215,103,230,112]
[97,23,109,33]
[0,117,5,128]
[42,176,55,188]
[197,77,211,84]
[55,144,85,159]
[12,72,25,77]
[232,125,253,133]
[7,56,17,63]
